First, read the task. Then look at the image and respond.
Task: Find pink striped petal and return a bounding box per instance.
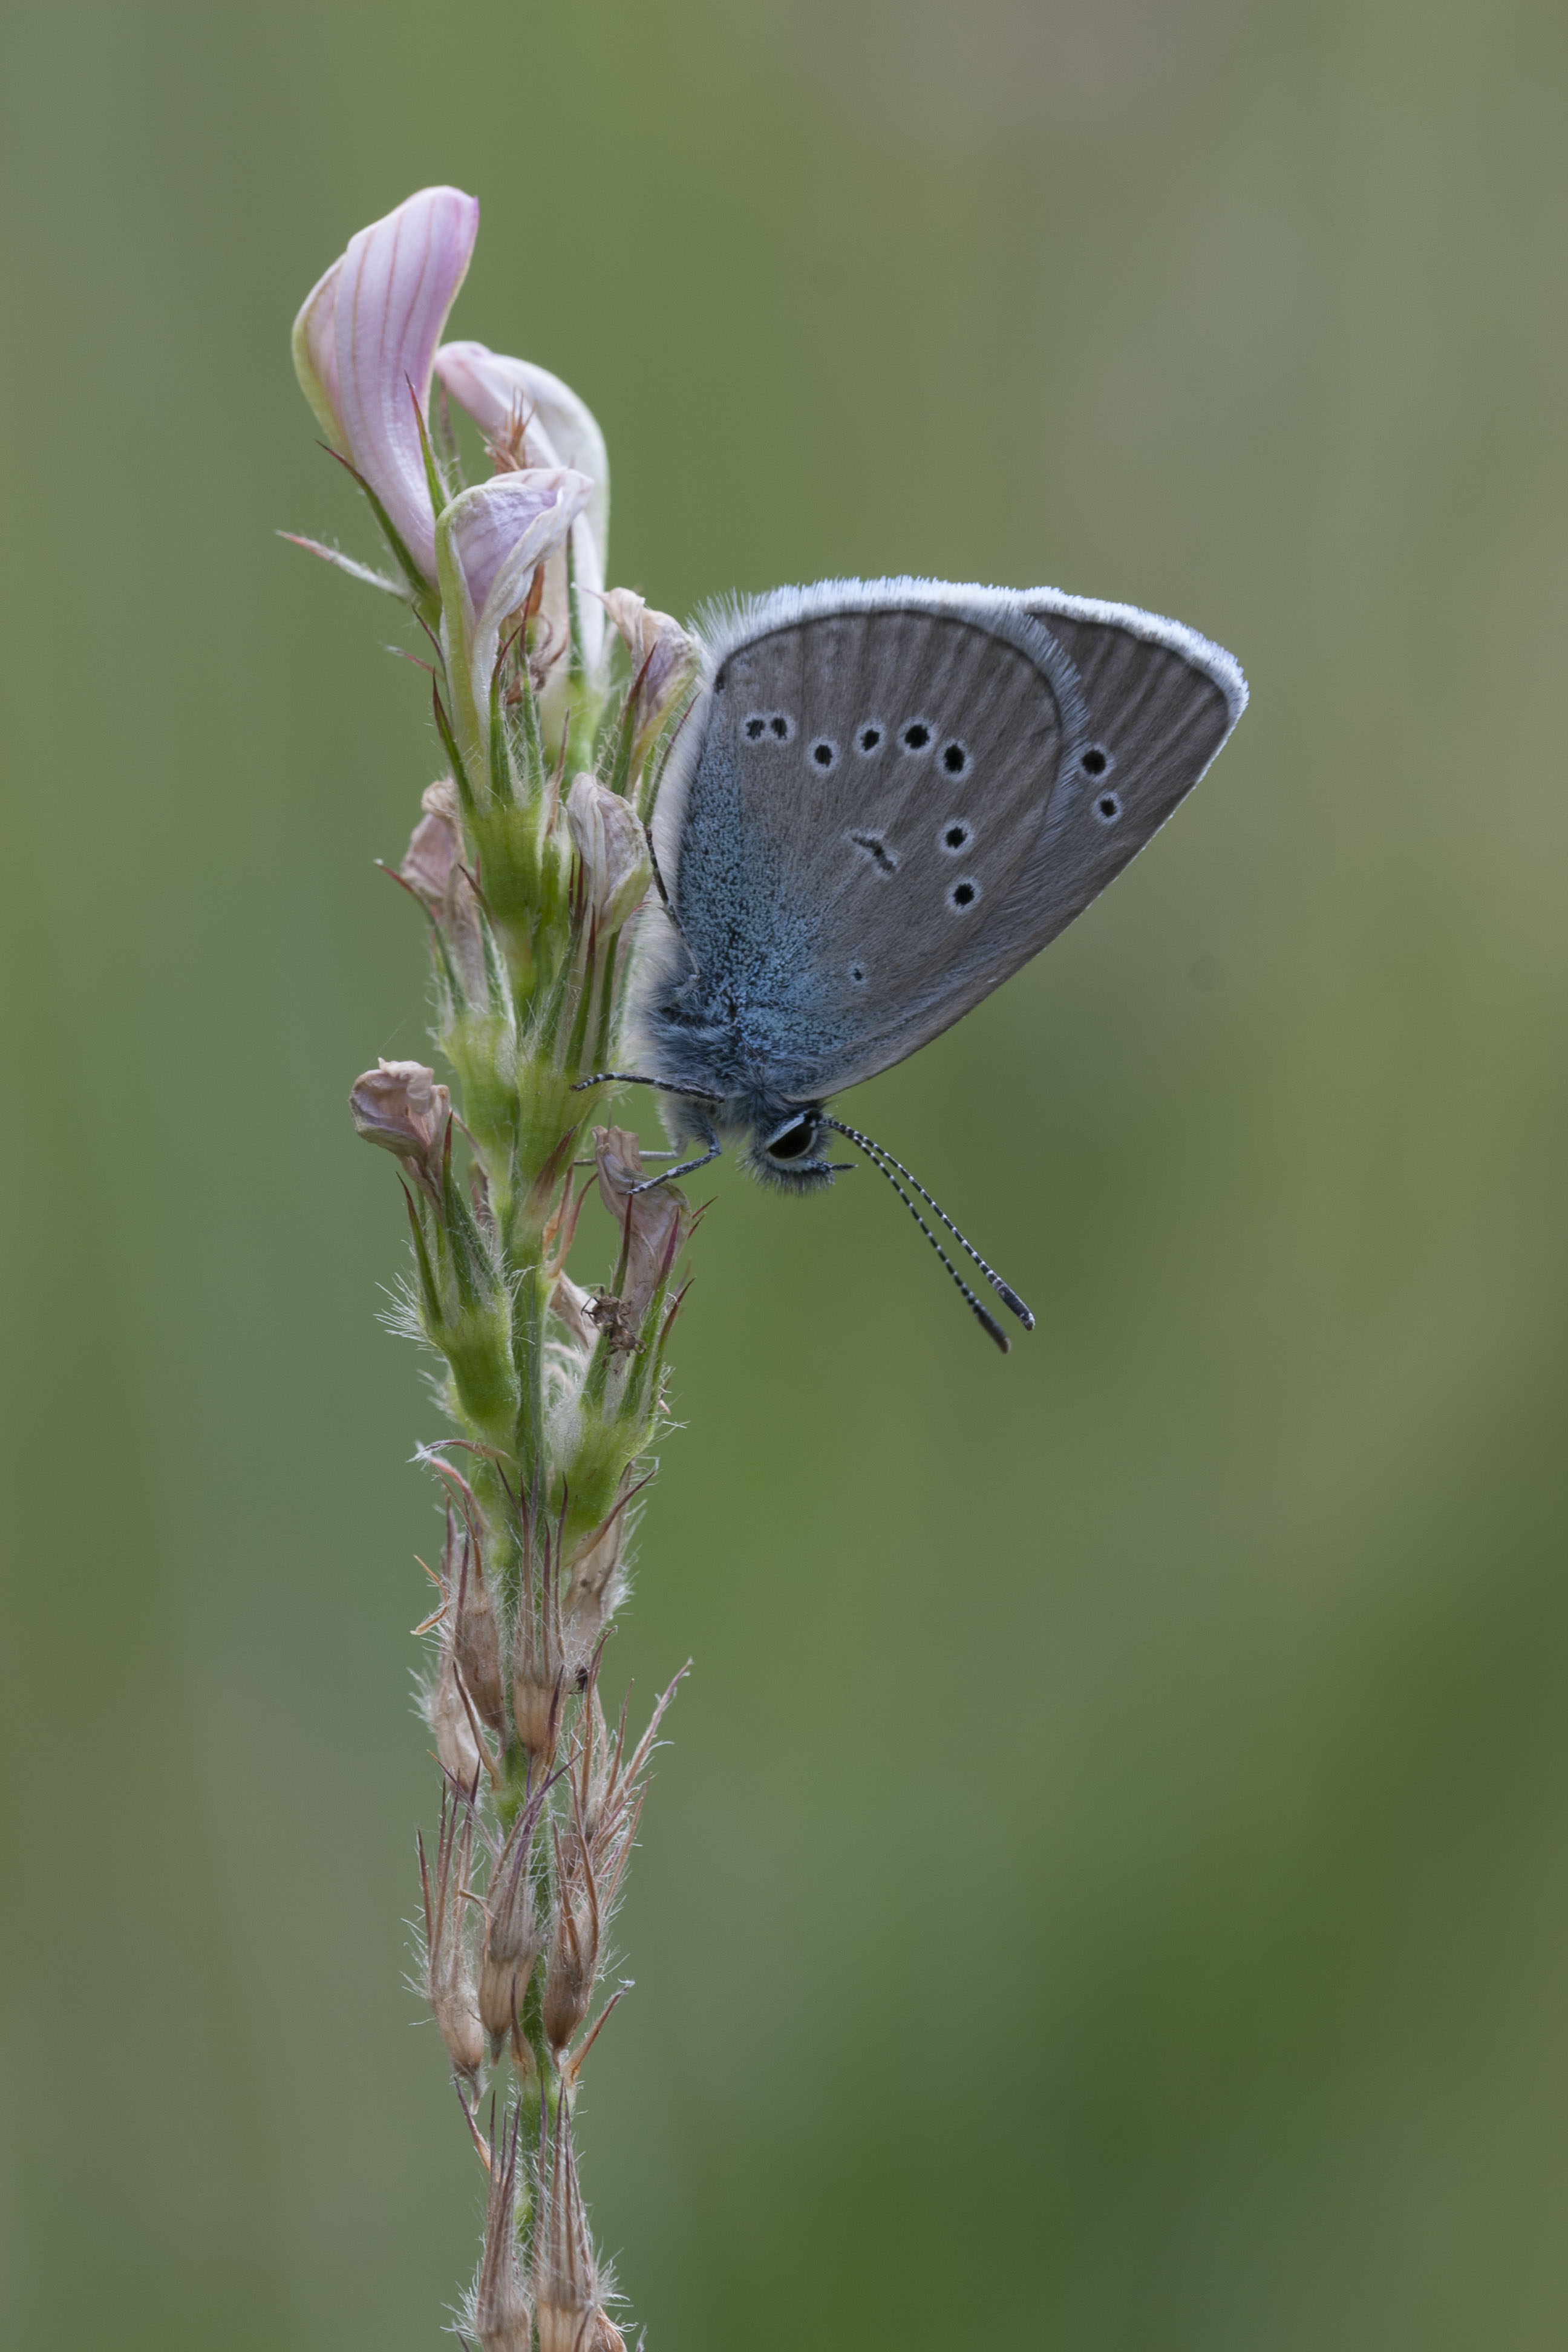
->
[443,468,593,710]
[292,253,345,446]
[436,341,609,665]
[331,188,480,578]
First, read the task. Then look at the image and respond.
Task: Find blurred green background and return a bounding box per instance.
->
[2,1,1566,2345]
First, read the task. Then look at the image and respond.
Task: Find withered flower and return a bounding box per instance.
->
[566,774,652,935]
[350,1059,449,1206]
[398,779,486,1000]
[593,1126,694,1338]
[600,586,698,754]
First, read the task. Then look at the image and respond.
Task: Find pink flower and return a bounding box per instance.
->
[437,470,593,757]
[293,186,480,581]
[436,341,610,672]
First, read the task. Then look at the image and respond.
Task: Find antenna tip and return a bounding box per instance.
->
[995,1284,1034,1330]
[977,1306,1011,1353]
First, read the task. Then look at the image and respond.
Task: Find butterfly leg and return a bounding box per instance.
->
[628,1112,722,1194]
[572,1071,723,1105]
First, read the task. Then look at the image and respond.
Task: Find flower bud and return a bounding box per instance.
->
[350,1059,450,1203]
[566,775,652,933]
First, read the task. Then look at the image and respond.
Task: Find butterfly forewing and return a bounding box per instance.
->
[1016,590,1244,948]
[655,581,1246,1103]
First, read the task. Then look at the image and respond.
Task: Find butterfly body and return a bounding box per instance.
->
[626,577,1247,1193]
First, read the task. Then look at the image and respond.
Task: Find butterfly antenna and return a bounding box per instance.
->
[822,1120,1031,1352]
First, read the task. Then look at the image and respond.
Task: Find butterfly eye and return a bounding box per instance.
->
[948,878,981,910]
[940,740,969,777]
[1092,791,1122,826]
[809,738,840,771]
[765,1116,818,1161]
[1080,745,1112,776]
[900,720,933,753]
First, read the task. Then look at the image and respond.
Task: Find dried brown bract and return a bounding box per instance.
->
[468,2102,533,2352]
[416,1782,484,2089]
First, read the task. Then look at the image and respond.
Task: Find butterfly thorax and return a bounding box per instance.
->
[638,976,837,1189]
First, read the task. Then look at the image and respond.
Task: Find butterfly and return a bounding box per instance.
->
[581,577,1246,1347]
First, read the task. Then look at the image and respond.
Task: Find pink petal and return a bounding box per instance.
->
[444,469,594,699]
[292,253,345,445]
[436,341,610,663]
[335,187,480,578]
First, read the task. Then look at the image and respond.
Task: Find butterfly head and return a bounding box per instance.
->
[745,1105,838,1193]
